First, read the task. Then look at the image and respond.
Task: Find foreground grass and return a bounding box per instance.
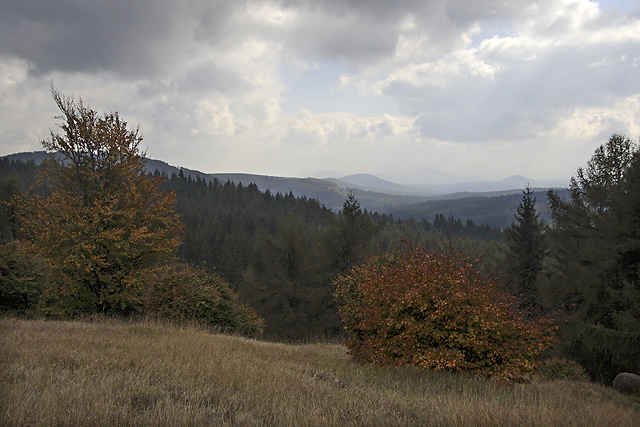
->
[1,318,638,426]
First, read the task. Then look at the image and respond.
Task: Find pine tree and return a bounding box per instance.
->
[0,174,23,241]
[547,134,640,380]
[326,193,377,272]
[503,186,547,312]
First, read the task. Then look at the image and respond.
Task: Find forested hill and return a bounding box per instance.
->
[157,171,503,338]
[3,152,566,227]
[389,189,570,229]
[146,159,432,213]
[159,171,335,287]
[2,157,502,339]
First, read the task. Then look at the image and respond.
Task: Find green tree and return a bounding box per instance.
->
[615,153,640,287]
[0,241,48,313]
[18,89,183,315]
[241,213,341,339]
[547,134,640,380]
[142,263,264,337]
[0,174,23,241]
[503,186,547,312]
[324,193,378,272]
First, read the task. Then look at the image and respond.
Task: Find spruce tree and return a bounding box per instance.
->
[547,134,640,380]
[504,186,547,312]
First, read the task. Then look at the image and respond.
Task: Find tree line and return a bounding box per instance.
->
[1,159,501,339]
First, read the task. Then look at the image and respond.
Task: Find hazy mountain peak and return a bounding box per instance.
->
[383,166,469,186]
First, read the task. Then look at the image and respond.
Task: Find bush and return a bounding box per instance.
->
[142,263,265,337]
[334,244,557,379]
[0,241,47,314]
[536,357,589,381]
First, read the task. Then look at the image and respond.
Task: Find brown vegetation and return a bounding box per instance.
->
[334,244,557,379]
[1,317,638,426]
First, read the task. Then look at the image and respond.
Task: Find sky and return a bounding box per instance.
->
[0,0,639,183]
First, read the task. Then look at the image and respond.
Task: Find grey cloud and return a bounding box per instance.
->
[281,0,522,65]
[192,0,248,45]
[297,0,531,24]
[178,62,249,95]
[596,116,635,141]
[384,31,640,142]
[0,0,232,78]
[286,14,399,64]
[0,0,544,78]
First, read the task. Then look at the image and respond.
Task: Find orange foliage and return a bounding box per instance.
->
[334,244,557,379]
[18,89,182,315]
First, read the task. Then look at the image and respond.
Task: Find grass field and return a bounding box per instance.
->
[1,317,638,426]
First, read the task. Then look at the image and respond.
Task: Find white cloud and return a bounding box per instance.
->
[368,0,640,145]
[0,0,638,181]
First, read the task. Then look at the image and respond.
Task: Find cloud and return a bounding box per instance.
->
[0,0,638,181]
[0,1,201,78]
[371,0,640,142]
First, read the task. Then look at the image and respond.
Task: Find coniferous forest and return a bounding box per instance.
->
[0,155,501,340]
[1,92,639,385]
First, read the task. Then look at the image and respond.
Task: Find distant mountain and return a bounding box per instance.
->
[144,159,200,178]
[310,170,344,179]
[328,174,438,197]
[384,166,468,186]
[419,175,566,194]
[3,151,60,163]
[390,188,571,229]
[2,151,569,226]
[379,166,566,194]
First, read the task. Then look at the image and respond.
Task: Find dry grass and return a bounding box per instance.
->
[1,317,638,426]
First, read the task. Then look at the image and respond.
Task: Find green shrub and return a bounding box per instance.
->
[142,263,264,337]
[536,357,589,381]
[0,241,47,314]
[334,244,557,379]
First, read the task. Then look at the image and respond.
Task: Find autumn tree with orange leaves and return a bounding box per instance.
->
[334,243,557,379]
[18,88,183,315]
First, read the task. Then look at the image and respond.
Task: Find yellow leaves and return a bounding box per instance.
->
[14,90,185,316]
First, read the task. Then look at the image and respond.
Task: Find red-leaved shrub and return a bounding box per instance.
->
[334,244,556,379]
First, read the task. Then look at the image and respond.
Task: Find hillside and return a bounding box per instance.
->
[3,152,566,225]
[4,153,424,212]
[147,159,429,212]
[390,188,570,229]
[2,318,638,426]
[326,173,436,196]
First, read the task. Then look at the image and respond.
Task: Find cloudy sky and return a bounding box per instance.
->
[1,0,639,183]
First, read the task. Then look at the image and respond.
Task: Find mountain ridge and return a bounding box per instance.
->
[2,151,568,219]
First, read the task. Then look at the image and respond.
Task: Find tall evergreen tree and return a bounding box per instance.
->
[547,134,640,380]
[0,174,23,242]
[325,193,378,272]
[503,186,547,312]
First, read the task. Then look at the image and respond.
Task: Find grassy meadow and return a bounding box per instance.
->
[1,317,638,426]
